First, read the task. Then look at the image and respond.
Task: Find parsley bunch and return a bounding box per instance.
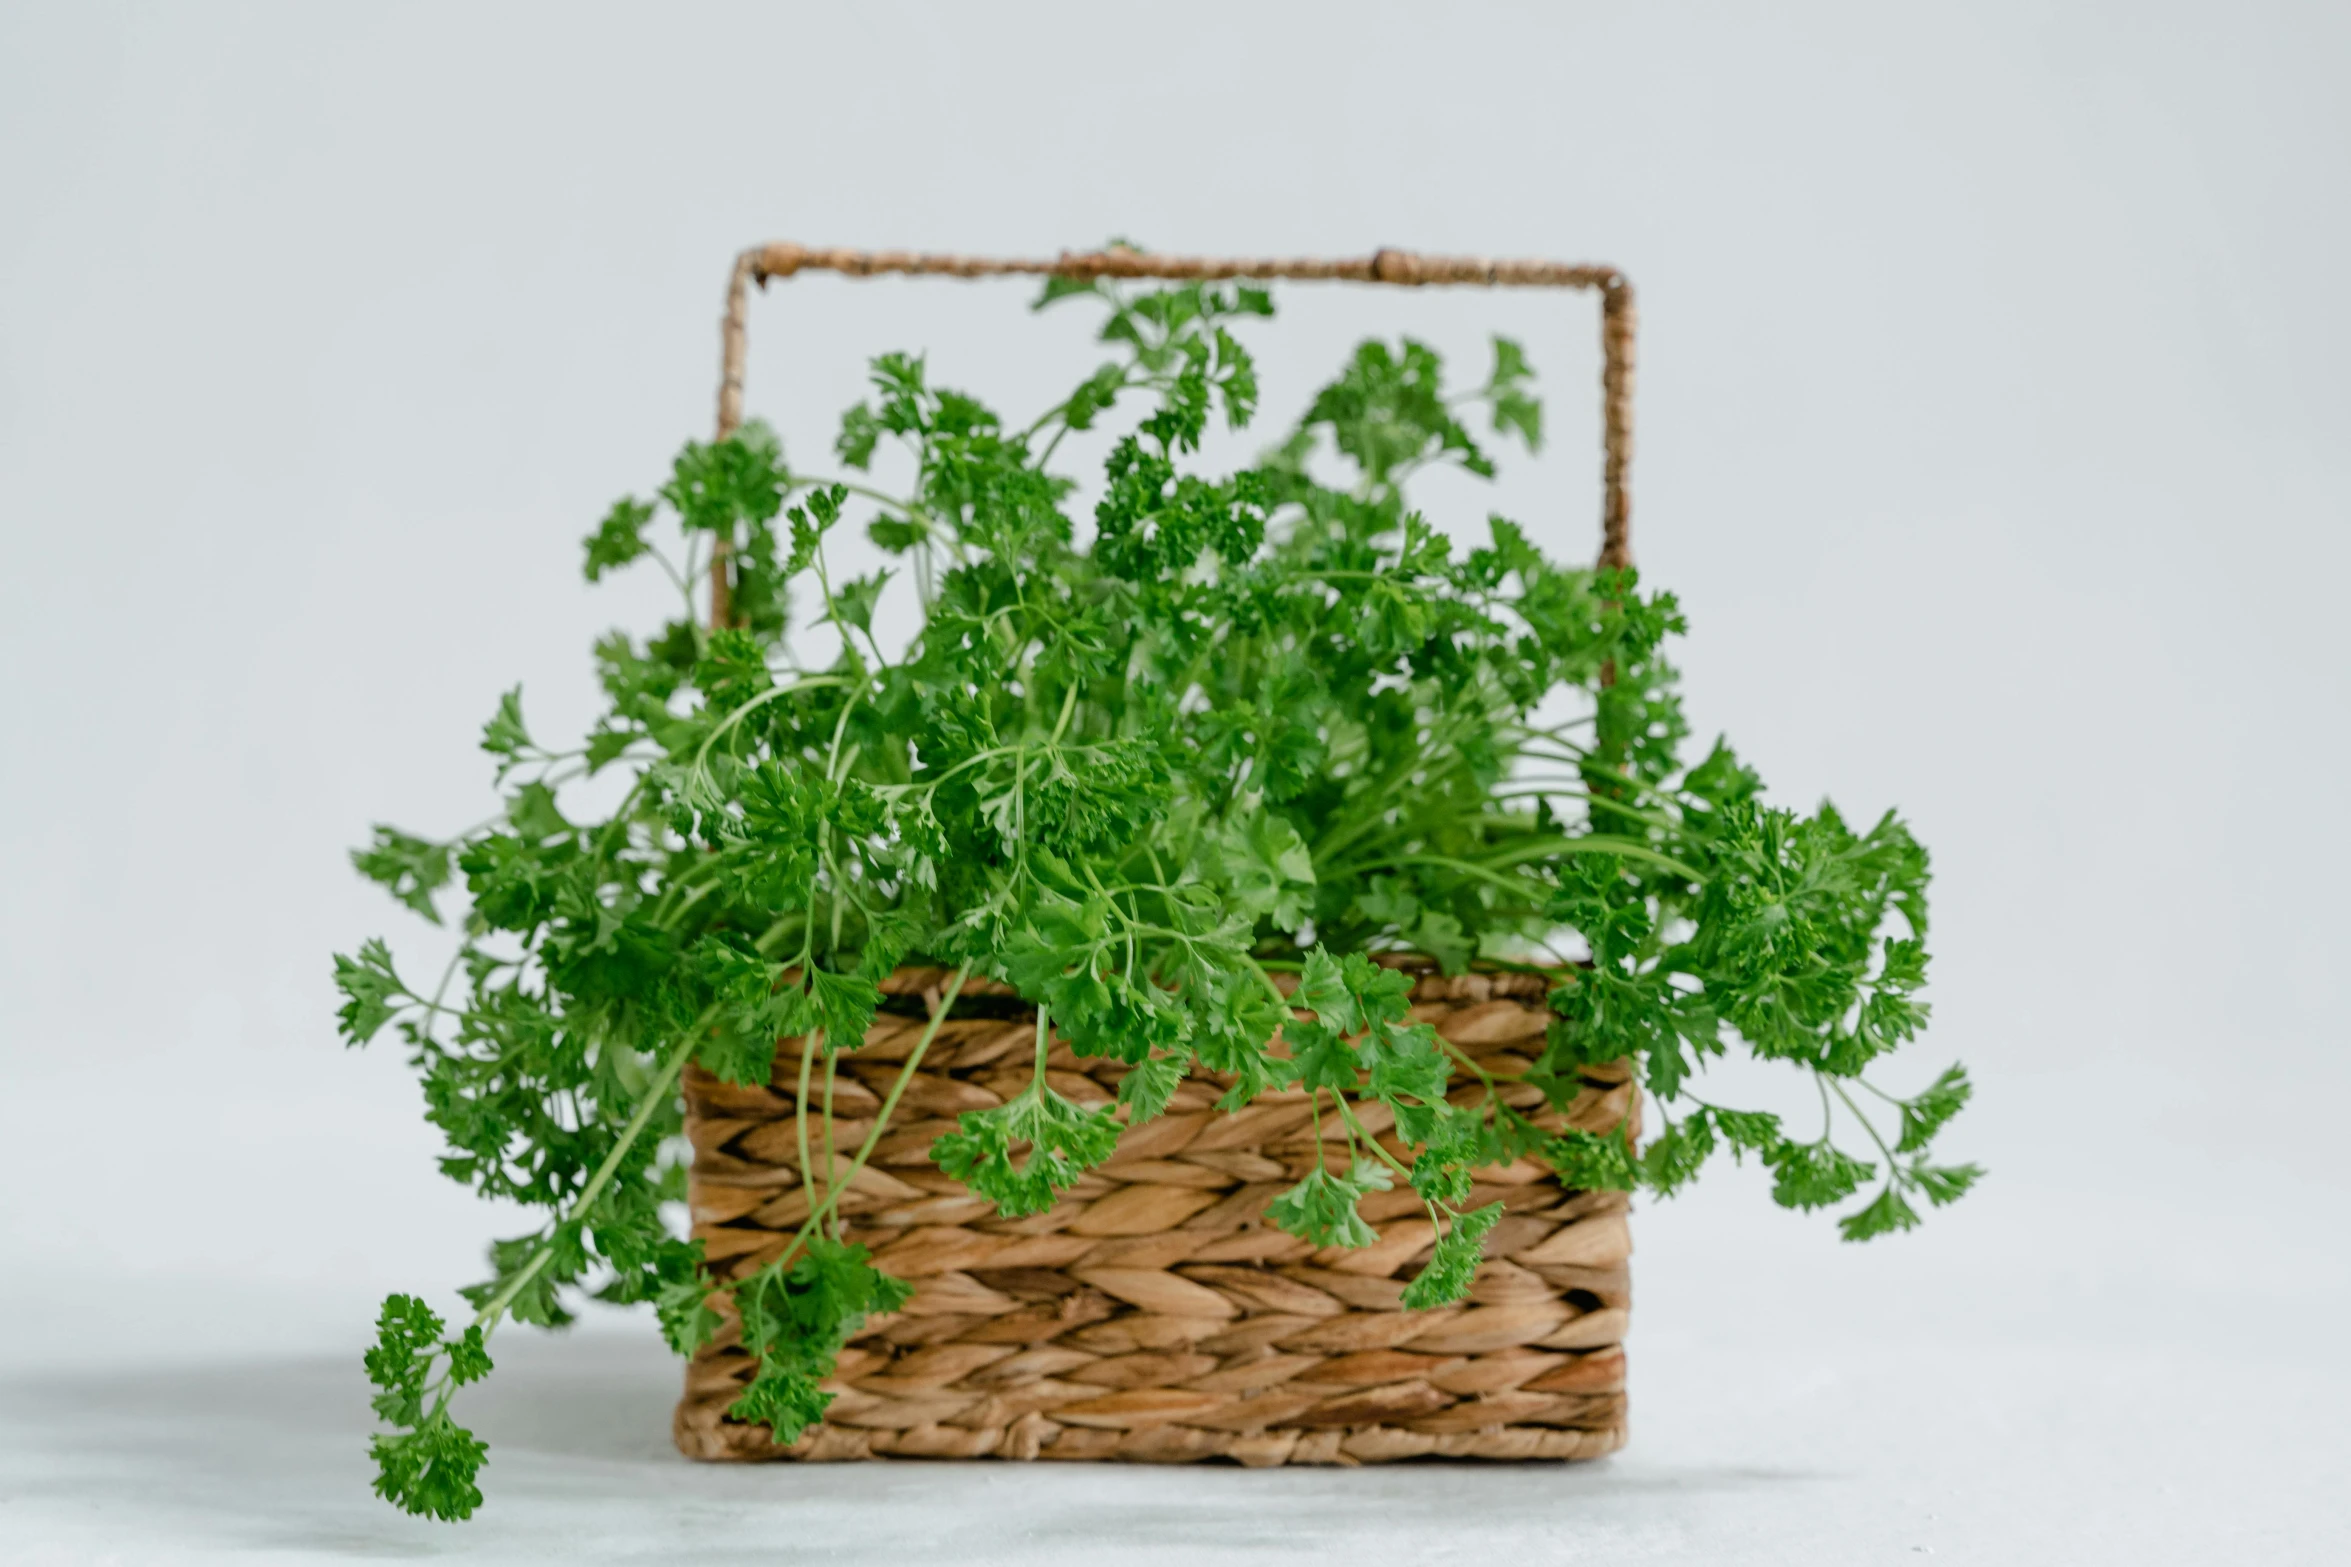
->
[337,270,1976,1518]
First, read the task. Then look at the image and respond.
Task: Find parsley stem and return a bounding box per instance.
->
[821,1050,842,1241]
[1829,1079,1898,1168]
[1334,1096,1414,1180]
[1344,844,1702,887]
[794,1033,819,1240]
[1442,1039,1498,1089]
[771,963,973,1270]
[1854,1076,1909,1109]
[1240,953,1292,1011]
[785,475,927,525]
[692,675,850,777]
[471,1006,715,1334]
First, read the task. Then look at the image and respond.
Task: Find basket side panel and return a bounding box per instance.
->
[674,965,1634,1464]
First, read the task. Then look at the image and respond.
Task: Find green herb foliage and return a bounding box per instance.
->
[338,267,1975,1518]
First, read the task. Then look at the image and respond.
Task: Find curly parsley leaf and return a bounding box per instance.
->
[933,1085,1122,1218]
[1547,1125,1642,1192]
[729,1237,913,1443]
[1766,1139,1876,1212]
[480,687,532,769]
[352,829,451,923]
[332,938,406,1046]
[1401,1200,1503,1309]
[1266,1159,1392,1250]
[364,1294,492,1521]
[1894,1064,1973,1154]
[584,496,656,581]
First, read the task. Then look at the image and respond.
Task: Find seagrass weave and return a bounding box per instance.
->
[674,960,1637,1466]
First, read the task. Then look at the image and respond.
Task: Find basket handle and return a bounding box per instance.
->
[708,242,1636,628]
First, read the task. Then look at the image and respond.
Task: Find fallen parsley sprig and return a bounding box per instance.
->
[338,266,1977,1518]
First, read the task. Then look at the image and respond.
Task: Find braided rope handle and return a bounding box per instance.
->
[709,242,1636,627]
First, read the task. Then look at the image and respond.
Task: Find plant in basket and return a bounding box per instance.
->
[336,244,1977,1519]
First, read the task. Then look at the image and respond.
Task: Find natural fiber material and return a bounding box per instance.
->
[675,961,1635,1466]
[706,242,1636,627]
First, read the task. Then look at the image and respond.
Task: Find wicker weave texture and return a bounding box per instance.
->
[675,963,1635,1466]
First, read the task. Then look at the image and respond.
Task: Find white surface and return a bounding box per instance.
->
[5,1189,2344,1564]
[3,1,2348,1561]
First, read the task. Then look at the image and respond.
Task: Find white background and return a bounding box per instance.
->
[2,2,2345,1561]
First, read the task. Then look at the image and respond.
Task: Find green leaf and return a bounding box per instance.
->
[1838,1184,1922,1241]
[583,496,656,581]
[332,939,406,1045]
[835,404,882,470]
[1895,1064,1973,1153]
[1409,1108,1488,1206]
[693,626,772,714]
[654,1273,724,1356]
[664,424,788,537]
[1712,1107,1782,1154]
[688,936,793,1084]
[364,1295,492,1521]
[1212,806,1316,930]
[730,1362,833,1439]
[694,1025,776,1089]
[1294,948,1359,1036]
[825,570,892,635]
[932,1087,1122,1218]
[505,781,569,843]
[363,1293,444,1421]
[1412,910,1475,974]
[1489,334,1543,451]
[1546,1125,1640,1192]
[728,1236,912,1442]
[1266,1160,1391,1249]
[1640,1112,1718,1196]
[351,828,451,923]
[460,1231,577,1329]
[1765,1138,1875,1211]
[1909,1160,1983,1207]
[480,686,531,765]
[1281,1020,1360,1095]
[443,1325,493,1386]
[371,1414,487,1522]
[785,485,848,575]
[1401,1201,1502,1309]
[1362,1019,1450,1110]
[868,515,927,554]
[809,967,882,1053]
[1117,1054,1185,1124]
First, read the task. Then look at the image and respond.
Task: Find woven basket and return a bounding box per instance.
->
[676,241,1642,1465]
[675,961,1637,1465]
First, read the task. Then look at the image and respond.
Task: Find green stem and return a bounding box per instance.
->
[1348,843,1703,888]
[691,675,851,776]
[771,963,974,1268]
[1334,1096,1414,1179]
[1442,1038,1498,1089]
[821,1049,842,1240]
[1830,1079,1899,1168]
[795,1032,819,1234]
[1240,953,1292,1011]
[472,1008,713,1332]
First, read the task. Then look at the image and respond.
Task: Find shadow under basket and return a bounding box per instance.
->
[674,961,1637,1466]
